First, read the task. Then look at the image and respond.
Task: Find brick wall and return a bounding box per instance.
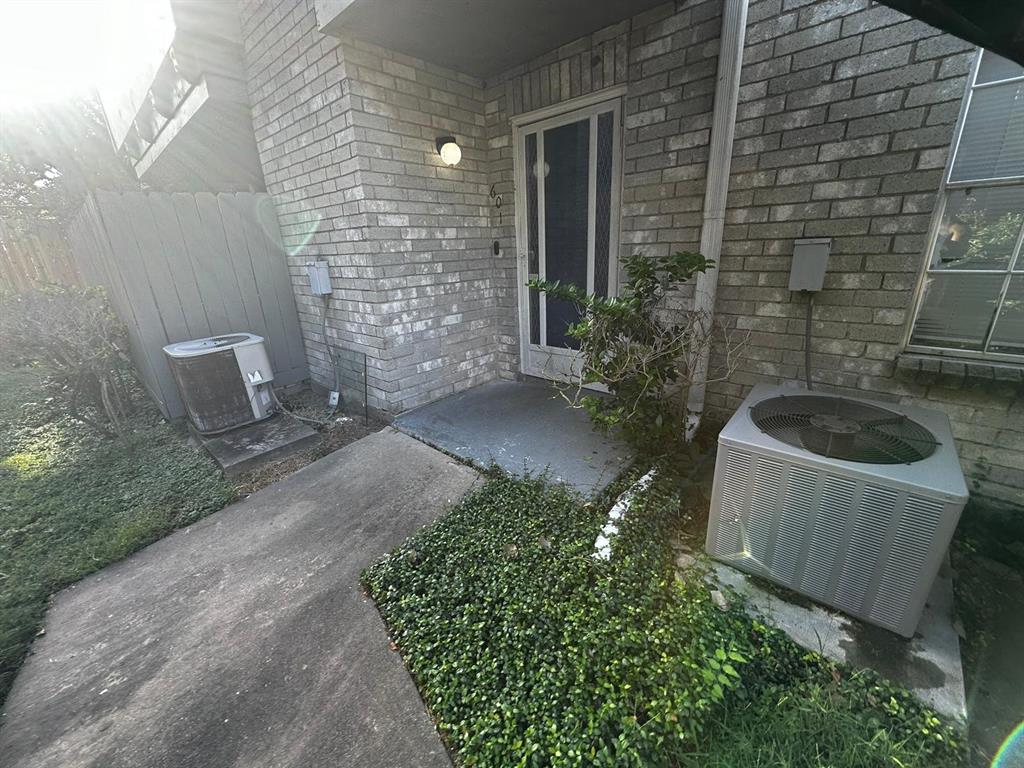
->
[241,0,387,406]
[240,0,502,412]
[338,37,499,412]
[239,0,1022,505]
[708,0,1023,506]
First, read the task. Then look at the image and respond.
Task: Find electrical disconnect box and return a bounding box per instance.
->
[306,261,332,296]
[789,238,831,292]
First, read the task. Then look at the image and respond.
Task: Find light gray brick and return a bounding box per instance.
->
[774,19,842,56]
[818,134,889,161]
[853,61,938,97]
[861,20,939,53]
[811,178,881,199]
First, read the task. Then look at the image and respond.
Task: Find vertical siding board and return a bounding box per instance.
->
[193,192,251,332]
[172,193,233,333]
[122,192,192,345]
[217,192,268,338]
[148,193,212,340]
[93,191,177,415]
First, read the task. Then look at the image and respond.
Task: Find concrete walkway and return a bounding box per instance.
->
[0,429,478,768]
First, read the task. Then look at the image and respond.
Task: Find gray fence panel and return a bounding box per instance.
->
[67,191,309,420]
[93,190,180,413]
[148,193,212,341]
[123,192,192,346]
[0,218,78,290]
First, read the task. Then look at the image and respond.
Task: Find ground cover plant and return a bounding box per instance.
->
[0,365,235,704]
[363,471,965,768]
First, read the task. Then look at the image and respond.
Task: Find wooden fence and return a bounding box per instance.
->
[67,190,308,419]
[0,218,80,291]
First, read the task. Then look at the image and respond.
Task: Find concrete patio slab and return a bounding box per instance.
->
[0,428,478,768]
[395,378,629,496]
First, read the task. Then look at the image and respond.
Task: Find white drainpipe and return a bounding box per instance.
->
[685,0,749,441]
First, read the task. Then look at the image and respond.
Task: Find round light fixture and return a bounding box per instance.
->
[436,136,462,166]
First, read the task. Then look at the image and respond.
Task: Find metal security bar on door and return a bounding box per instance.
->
[518,98,621,380]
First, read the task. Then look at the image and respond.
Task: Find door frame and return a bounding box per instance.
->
[511,85,626,382]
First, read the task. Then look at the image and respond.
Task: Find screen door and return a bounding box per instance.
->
[515,97,622,380]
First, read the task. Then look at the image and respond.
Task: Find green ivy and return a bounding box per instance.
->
[364,472,965,767]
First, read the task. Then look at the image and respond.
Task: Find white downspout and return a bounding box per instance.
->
[685,0,749,441]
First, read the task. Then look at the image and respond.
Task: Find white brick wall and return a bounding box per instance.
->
[240,0,502,412]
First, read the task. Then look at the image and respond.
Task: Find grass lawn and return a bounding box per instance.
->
[363,470,966,768]
[0,365,236,705]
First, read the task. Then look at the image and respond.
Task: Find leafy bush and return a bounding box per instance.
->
[0,366,236,705]
[0,285,135,435]
[529,252,739,456]
[363,472,964,767]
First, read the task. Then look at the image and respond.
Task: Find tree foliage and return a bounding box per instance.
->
[0,97,134,232]
[0,285,136,435]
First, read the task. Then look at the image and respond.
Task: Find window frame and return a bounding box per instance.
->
[904,49,1024,365]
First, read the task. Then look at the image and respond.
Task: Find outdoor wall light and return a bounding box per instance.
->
[436,136,462,166]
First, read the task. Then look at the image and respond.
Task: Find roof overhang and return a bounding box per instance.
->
[877,0,1024,66]
[314,0,670,80]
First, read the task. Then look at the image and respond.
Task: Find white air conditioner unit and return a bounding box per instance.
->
[706,383,968,637]
[164,333,275,434]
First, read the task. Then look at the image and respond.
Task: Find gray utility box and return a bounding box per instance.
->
[306,261,332,296]
[789,238,831,292]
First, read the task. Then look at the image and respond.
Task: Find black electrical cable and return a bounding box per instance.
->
[804,290,814,391]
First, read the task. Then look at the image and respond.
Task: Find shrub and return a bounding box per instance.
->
[529,252,742,456]
[0,285,134,435]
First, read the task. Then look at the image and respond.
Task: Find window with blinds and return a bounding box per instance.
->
[908,50,1024,361]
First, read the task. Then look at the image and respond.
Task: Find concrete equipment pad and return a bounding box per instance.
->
[195,413,320,477]
[709,560,966,722]
[0,428,478,768]
[395,378,629,496]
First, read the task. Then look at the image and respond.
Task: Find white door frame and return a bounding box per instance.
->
[511,85,625,382]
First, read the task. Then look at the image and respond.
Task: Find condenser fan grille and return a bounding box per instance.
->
[749,395,939,464]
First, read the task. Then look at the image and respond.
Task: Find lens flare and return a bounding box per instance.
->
[992,721,1024,768]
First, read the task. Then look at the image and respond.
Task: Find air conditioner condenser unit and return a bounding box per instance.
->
[706,383,968,638]
[163,333,275,434]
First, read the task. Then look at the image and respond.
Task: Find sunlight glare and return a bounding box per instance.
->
[0,0,173,109]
